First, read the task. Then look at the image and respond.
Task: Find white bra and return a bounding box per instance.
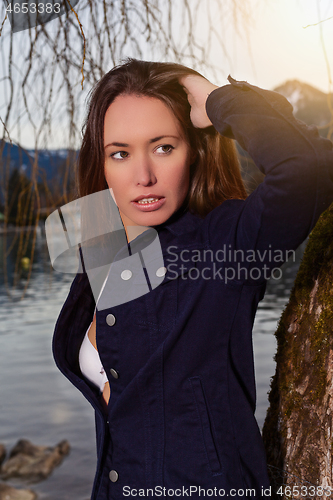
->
[79,272,110,394]
[79,323,109,393]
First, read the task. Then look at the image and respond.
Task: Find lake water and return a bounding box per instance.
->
[0,228,305,500]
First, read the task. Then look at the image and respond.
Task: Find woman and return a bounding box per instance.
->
[52,59,333,499]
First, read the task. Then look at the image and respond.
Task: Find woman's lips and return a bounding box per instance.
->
[131,197,166,211]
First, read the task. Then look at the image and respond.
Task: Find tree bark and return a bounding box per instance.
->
[263,202,333,496]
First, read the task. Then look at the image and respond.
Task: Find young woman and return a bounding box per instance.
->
[52,59,333,499]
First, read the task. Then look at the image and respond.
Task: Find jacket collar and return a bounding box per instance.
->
[77,206,204,292]
[152,205,203,237]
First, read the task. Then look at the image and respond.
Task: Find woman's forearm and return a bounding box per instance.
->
[206,76,333,255]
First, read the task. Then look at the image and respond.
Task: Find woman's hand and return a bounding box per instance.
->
[180,75,219,128]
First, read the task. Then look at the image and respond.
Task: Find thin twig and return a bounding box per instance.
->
[65,0,86,89]
[0,11,7,38]
[303,15,333,29]
[0,115,12,143]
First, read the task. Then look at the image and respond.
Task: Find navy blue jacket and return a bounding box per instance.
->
[53,77,333,499]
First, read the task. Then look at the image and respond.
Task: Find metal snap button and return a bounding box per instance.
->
[110,368,119,379]
[109,470,119,482]
[121,269,132,280]
[156,266,167,277]
[106,314,116,326]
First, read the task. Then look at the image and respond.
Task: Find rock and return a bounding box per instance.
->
[0,439,70,483]
[0,445,6,467]
[0,483,37,500]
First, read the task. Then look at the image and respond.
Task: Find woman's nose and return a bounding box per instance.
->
[134,154,157,186]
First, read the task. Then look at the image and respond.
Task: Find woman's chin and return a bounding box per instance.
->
[131,214,170,228]
[124,206,173,228]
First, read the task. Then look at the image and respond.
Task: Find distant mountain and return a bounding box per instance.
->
[0,141,77,182]
[273,80,332,132]
[0,141,77,213]
[0,140,34,176]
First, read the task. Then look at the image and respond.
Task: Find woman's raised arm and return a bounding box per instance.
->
[185,75,333,278]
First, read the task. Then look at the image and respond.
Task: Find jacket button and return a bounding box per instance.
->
[106,314,116,326]
[109,470,119,482]
[121,269,132,280]
[156,266,166,277]
[110,368,119,379]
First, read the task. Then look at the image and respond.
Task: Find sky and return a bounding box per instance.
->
[213,0,333,93]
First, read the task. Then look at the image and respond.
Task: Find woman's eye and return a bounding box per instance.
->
[111,151,129,160]
[155,144,174,154]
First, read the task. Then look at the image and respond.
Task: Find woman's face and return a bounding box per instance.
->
[104,94,192,229]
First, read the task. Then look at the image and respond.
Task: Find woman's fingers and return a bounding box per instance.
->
[179,75,219,128]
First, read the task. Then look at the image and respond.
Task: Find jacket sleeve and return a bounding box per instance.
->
[205,76,333,272]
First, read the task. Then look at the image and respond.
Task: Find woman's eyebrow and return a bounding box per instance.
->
[104,135,179,149]
[149,135,179,143]
[105,141,129,148]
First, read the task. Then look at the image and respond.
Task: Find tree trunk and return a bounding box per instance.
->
[262,202,333,497]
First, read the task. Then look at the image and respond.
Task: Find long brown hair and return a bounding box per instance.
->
[77,58,247,218]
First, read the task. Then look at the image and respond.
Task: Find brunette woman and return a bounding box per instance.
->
[52,59,333,499]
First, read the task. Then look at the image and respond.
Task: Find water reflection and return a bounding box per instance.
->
[0,225,73,302]
[0,229,306,500]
